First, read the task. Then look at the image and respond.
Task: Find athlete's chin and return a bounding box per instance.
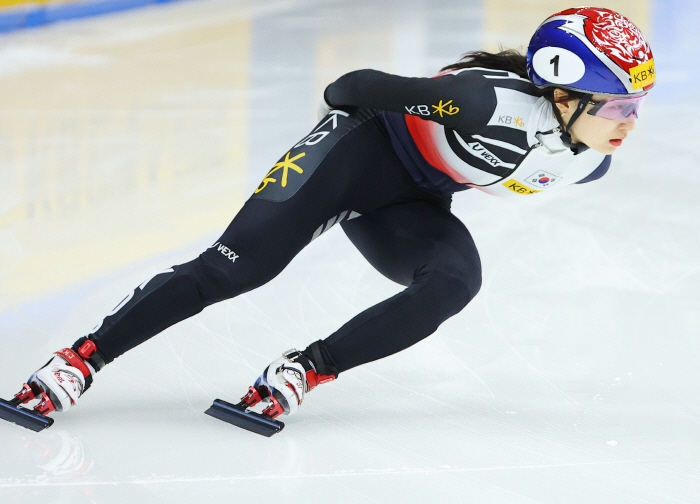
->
[590,143,618,155]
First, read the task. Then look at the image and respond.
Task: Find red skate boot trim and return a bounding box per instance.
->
[305,370,336,392]
[34,392,56,415]
[77,340,97,360]
[241,386,264,407]
[284,382,298,395]
[72,337,106,372]
[55,349,91,379]
[14,383,36,404]
[261,396,285,419]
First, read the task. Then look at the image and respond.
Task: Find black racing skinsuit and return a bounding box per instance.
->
[73,70,496,376]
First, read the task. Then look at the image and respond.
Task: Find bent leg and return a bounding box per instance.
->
[323,201,482,373]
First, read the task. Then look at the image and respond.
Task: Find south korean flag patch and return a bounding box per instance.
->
[526,170,561,189]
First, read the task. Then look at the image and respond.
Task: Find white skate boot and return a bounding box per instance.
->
[252,349,336,418]
[27,348,95,414]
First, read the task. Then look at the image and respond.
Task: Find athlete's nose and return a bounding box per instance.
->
[619,118,636,132]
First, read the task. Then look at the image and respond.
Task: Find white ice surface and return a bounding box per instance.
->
[1,1,699,503]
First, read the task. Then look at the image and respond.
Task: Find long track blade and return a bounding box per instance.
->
[0,397,53,432]
[205,398,284,437]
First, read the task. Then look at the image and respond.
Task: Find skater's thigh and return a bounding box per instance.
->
[212,108,412,268]
[341,201,481,289]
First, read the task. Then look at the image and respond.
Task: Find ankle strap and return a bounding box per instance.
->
[72,337,106,372]
[304,340,338,378]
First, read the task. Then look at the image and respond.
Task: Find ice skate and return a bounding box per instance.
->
[0,340,103,432]
[205,348,336,437]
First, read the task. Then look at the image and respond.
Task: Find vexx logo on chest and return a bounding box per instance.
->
[465,141,506,168]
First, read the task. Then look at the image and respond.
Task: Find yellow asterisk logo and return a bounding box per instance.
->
[432,99,460,117]
[514,117,524,127]
[255,151,306,193]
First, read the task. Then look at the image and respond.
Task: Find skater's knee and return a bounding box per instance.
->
[437,268,480,314]
[178,244,277,303]
[454,260,482,305]
[176,255,243,303]
[417,259,481,316]
[196,261,240,302]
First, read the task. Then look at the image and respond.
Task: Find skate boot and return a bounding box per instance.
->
[0,338,105,431]
[205,341,338,436]
[27,348,94,415]
[251,349,335,418]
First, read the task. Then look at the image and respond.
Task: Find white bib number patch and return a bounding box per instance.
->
[532,47,586,85]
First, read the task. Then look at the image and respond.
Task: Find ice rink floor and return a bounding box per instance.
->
[1,0,699,502]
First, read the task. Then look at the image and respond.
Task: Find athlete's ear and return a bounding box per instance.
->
[553,88,576,120]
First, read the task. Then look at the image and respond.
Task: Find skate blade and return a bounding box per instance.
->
[205,398,284,437]
[0,397,53,432]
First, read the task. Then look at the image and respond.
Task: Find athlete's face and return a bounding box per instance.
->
[555,92,636,155]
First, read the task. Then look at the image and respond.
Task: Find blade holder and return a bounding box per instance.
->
[14,383,36,405]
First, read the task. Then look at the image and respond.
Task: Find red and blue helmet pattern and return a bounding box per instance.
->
[527,7,655,96]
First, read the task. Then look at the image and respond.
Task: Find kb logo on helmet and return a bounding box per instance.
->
[630,58,655,90]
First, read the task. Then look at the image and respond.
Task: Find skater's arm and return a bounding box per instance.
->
[324,69,496,132]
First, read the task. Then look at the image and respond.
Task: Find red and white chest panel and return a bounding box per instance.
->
[404,73,606,196]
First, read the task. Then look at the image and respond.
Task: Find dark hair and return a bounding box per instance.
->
[440,49,585,104]
[441,49,529,79]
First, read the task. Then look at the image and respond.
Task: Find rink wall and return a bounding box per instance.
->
[0,0,186,33]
